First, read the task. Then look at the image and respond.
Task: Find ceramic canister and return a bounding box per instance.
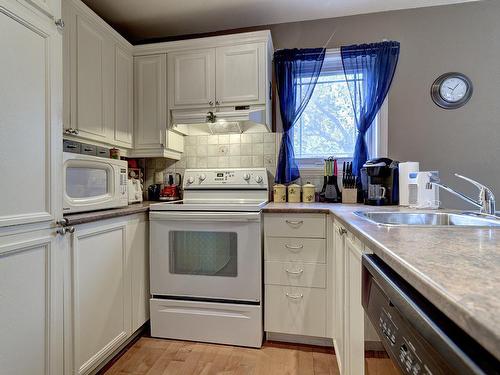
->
[287,183,301,203]
[273,184,286,203]
[302,182,316,203]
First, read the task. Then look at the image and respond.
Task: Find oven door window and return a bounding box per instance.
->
[169,231,237,277]
[66,167,109,198]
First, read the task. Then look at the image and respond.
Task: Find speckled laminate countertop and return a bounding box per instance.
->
[63,201,153,225]
[263,202,500,361]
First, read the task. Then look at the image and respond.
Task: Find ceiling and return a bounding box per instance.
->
[81,0,479,43]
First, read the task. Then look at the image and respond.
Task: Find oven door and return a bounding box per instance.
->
[150,211,262,303]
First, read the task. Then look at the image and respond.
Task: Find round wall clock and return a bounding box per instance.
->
[430,72,473,109]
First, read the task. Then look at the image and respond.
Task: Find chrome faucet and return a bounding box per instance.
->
[431,173,496,215]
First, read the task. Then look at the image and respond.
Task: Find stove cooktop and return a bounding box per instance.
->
[149,199,268,212]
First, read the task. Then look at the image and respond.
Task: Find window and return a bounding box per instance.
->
[293,50,387,169]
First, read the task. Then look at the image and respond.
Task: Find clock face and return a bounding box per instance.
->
[431,73,473,109]
[439,77,468,103]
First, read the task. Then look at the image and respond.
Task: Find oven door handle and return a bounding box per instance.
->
[150,211,261,222]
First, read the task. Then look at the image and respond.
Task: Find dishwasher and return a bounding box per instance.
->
[362,254,500,375]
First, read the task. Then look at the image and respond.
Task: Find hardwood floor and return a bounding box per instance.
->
[102,337,398,375]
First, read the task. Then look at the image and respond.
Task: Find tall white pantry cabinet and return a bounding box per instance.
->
[0,0,64,375]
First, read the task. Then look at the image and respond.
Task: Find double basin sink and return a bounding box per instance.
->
[354,211,500,227]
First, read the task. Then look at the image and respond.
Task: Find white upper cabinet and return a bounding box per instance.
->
[72,15,113,141]
[132,54,183,159]
[63,0,133,149]
[168,48,216,108]
[0,0,62,227]
[216,43,265,105]
[114,44,133,147]
[134,54,167,149]
[22,0,61,19]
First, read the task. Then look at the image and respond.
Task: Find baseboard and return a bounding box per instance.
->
[92,322,149,375]
[266,332,334,347]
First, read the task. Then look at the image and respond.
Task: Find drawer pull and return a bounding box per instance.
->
[285,292,303,299]
[285,220,304,226]
[285,268,304,275]
[284,243,304,251]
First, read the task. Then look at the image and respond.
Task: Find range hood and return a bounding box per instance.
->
[171,106,270,135]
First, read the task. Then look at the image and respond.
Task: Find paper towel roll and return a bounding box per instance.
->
[399,162,420,206]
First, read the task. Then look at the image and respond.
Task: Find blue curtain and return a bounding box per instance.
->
[341,41,400,177]
[274,48,325,183]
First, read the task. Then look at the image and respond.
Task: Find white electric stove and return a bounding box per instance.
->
[149,168,269,348]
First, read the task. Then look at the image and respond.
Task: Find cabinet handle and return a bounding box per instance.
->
[285,293,303,300]
[284,243,303,252]
[67,226,75,234]
[56,227,66,235]
[55,19,65,29]
[285,268,304,275]
[56,218,68,226]
[285,220,303,226]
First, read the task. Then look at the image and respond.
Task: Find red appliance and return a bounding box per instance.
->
[160,173,181,201]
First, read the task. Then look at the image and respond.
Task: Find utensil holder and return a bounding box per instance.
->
[342,188,358,204]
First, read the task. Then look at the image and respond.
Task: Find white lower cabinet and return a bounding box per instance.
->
[65,213,149,375]
[264,213,329,340]
[0,228,64,375]
[344,233,365,375]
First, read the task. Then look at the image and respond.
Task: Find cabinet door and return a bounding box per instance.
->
[0,1,62,227]
[21,0,60,19]
[216,43,265,105]
[134,54,167,149]
[70,13,114,141]
[0,228,64,375]
[333,223,346,374]
[128,215,149,332]
[70,221,131,375]
[344,235,365,375]
[168,48,215,108]
[114,44,133,147]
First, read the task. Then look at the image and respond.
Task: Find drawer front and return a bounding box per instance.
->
[80,143,97,156]
[265,237,326,263]
[265,261,326,288]
[265,285,326,337]
[264,213,326,238]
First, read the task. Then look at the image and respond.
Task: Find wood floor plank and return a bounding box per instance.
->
[103,337,396,375]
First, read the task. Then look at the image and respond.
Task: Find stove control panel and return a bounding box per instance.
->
[183,168,268,189]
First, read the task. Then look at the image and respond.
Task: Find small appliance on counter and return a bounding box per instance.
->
[361,158,399,206]
[128,178,143,204]
[408,171,440,209]
[160,172,182,201]
[63,152,128,214]
[398,161,420,206]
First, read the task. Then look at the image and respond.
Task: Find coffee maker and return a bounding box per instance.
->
[360,158,399,206]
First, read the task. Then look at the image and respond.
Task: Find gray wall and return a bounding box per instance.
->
[268,0,500,209]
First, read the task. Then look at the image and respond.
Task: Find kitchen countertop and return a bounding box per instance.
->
[263,202,500,361]
[63,201,153,225]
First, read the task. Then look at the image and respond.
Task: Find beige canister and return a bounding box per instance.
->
[302,182,316,203]
[287,183,301,203]
[273,184,286,203]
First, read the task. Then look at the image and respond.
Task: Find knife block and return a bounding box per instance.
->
[342,188,358,204]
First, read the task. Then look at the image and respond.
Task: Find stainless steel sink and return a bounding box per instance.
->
[353,211,500,227]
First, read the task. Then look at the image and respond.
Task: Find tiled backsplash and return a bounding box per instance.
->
[145,132,279,189]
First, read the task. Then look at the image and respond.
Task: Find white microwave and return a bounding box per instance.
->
[63,152,128,214]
